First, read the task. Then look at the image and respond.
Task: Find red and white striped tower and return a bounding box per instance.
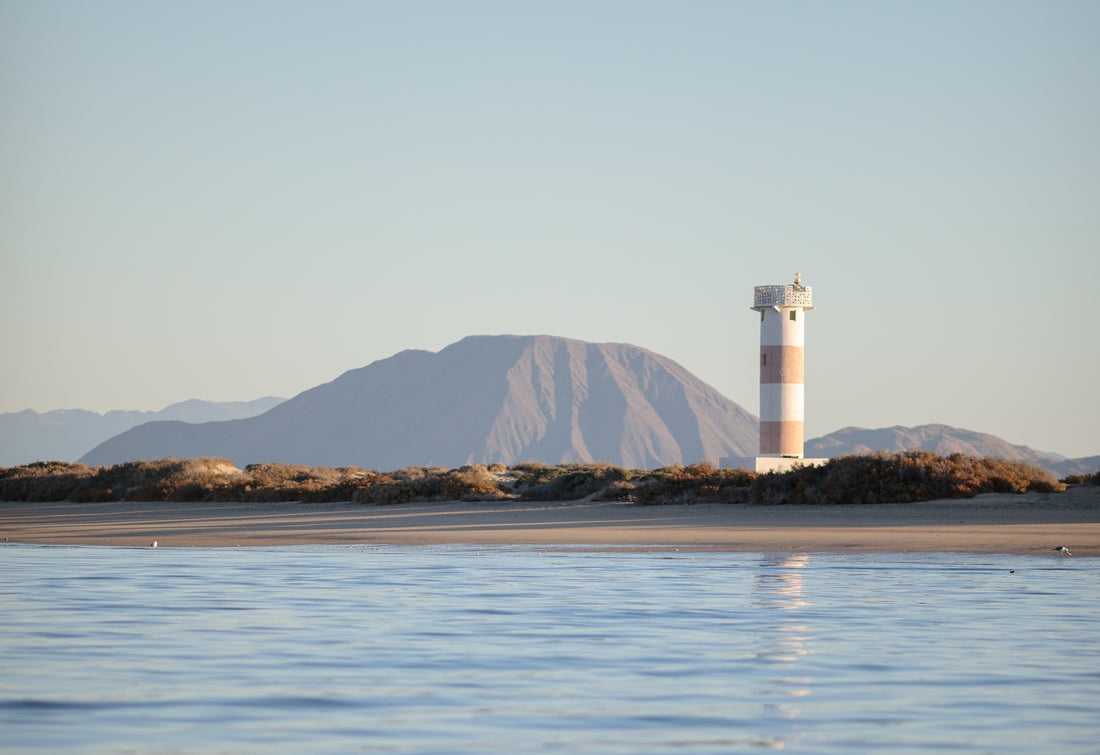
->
[752,273,814,458]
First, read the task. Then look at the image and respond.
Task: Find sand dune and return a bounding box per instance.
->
[2,486,1098,555]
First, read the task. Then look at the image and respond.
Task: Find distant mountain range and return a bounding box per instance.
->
[805,425,1098,480]
[0,397,285,466]
[79,335,760,469]
[5,335,1096,480]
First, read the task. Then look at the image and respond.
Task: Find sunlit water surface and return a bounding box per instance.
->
[1,544,1096,753]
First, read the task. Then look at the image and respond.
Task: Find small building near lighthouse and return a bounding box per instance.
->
[721,273,829,473]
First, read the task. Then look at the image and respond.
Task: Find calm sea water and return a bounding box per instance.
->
[1,544,1096,754]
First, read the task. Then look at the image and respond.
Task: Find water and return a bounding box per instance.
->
[1,545,1096,754]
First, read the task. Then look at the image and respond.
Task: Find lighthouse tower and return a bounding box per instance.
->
[720,273,828,473]
[753,273,814,457]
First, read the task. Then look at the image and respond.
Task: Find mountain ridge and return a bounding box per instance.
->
[804,424,1096,479]
[11,336,1095,479]
[79,335,759,469]
[0,397,285,466]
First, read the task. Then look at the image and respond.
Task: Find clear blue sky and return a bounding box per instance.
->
[2,1,1098,458]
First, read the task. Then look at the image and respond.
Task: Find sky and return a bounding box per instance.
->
[2,1,1098,458]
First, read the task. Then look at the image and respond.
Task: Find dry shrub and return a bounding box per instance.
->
[517,463,629,500]
[598,479,637,501]
[742,452,1063,506]
[630,452,1063,505]
[0,453,1068,507]
[1060,470,1100,486]
[634,462,755,505]
[0,461,95,501]
[349,468,448,504]
[440,466,506,501]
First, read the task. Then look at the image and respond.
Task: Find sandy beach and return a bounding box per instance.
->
[2,485,1098,555]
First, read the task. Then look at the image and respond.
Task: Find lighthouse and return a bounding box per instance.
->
[720,273,828,473]
[753,273,813,457]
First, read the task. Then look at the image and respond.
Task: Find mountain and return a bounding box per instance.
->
[805,424,1097,479]
[79,335,759,469]
[0,397,285,467]
[1050,455,1100,479]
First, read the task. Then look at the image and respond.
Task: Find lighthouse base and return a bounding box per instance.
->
[719,456,829,474]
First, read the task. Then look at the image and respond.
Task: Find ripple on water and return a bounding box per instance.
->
[0,544,1096,753]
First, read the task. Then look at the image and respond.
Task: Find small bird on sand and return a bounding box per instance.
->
[1052,546,1070,556]
[150,540,158,549]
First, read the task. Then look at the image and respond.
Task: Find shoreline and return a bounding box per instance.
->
[3,485,1099,555]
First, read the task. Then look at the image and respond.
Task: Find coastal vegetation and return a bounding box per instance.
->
[1059,470,1100,486]
[0,452,1073,506]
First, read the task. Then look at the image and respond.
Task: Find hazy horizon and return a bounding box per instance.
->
[2,2,1097,457]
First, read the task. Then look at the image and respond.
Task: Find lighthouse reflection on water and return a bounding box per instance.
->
[755,555,813,723]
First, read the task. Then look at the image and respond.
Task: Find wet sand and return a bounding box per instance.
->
[2,486,1098,555]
